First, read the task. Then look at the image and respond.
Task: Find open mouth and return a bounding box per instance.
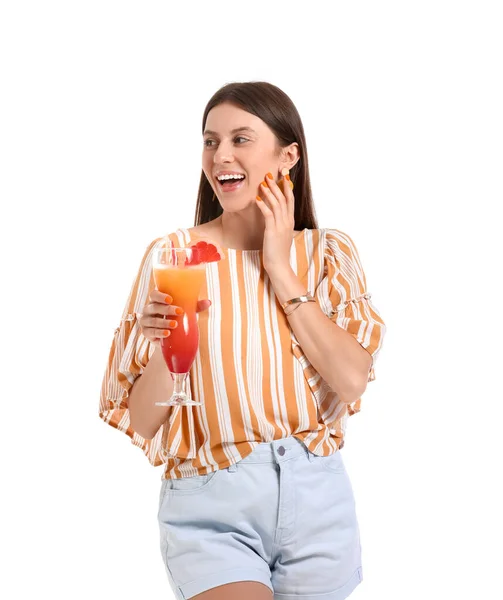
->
[216,175,246,192]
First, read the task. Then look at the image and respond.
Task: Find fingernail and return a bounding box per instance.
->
[290,181,294,189]
[165,295,172,304]
[168,320,177,327]
[256,195,263,201]
[163,330,171,337]
[266,172,273,180]
[260,181,268,188]
[285,174,291,181]
[175,307,184,315]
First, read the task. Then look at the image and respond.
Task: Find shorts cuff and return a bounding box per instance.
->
[180,566,273,599]
[274,566,363,600]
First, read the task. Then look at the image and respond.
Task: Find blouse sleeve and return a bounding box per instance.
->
[317,228,386,392]
[98,236,167,466]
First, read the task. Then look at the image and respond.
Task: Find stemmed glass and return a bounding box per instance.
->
[152,246,206,406]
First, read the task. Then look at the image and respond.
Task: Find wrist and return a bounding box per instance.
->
[267,267,307,306]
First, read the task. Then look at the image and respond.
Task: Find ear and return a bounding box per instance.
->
[280,142,300,172]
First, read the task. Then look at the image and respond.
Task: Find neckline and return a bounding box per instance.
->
[185,227,308,253]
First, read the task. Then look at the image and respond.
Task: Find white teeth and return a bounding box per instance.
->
[217,174,245,181]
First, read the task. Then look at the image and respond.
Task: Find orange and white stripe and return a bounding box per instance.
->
[99,228,386,479]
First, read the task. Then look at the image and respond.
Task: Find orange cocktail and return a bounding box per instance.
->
[152,246,206,406]
[152,240,223,406]
[153,262,205,374]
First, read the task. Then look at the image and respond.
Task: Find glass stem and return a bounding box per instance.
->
[171,372,188,398]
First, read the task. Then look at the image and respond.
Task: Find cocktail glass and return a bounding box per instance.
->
[152,246,206,406]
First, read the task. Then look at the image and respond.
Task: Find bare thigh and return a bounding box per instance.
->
[191,581,273,600]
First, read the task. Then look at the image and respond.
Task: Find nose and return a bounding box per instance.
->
[213,139,235,164]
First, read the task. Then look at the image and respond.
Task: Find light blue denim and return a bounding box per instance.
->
[157,435,363,600]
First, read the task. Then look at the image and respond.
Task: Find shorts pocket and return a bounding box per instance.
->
[163,469,222,496]
[310,450,346,473]
[323,449,346,473]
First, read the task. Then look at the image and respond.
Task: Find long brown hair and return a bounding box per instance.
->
[193,81,319,231]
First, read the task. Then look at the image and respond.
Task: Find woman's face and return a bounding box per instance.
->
[202,102,288,210]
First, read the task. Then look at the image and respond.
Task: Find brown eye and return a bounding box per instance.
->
[204,137,248,147]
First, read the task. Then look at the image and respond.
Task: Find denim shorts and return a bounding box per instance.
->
[157,435,363,600]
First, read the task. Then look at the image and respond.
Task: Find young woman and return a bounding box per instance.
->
[100,81,386,600]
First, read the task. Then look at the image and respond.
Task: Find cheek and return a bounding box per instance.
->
[249,163,267,183]
[201,165,212,184]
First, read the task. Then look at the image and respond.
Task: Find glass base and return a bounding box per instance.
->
[154,372,203,406]
[155,398,202,407]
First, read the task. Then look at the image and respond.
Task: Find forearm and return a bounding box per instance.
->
[128,347,174,439]
[268,267,372,403]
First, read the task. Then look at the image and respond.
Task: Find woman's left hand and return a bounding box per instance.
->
[255,171,295,275]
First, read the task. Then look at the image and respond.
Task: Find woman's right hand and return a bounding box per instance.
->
[138,290,212,349]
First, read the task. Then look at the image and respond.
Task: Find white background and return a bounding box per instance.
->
[1,1,502,598]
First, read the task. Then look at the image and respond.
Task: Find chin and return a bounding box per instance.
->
[225,200,256,211]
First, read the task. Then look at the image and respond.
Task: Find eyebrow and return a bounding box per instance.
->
[203,126,257,137]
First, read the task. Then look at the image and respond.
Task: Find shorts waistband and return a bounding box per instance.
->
[238,436,310,465]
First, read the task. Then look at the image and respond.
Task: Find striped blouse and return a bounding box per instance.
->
[99,227,386,480]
